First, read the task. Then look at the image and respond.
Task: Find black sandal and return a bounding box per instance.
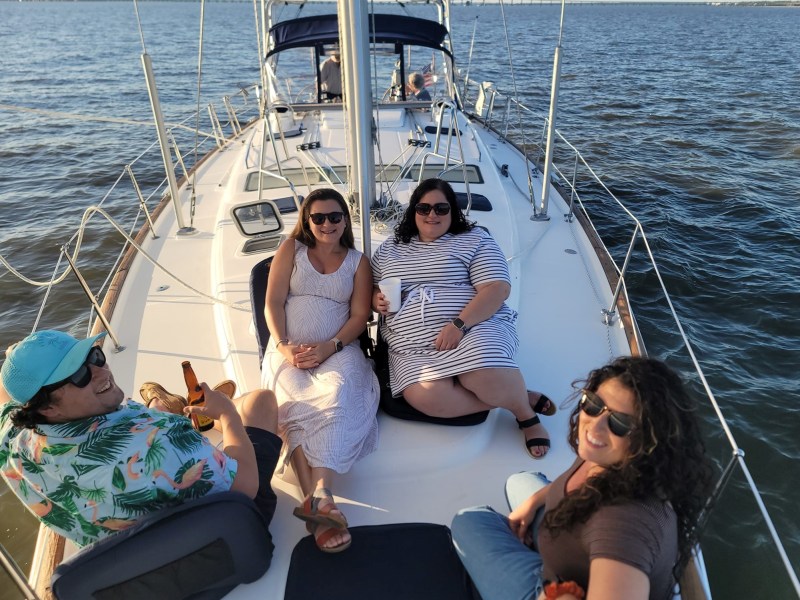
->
[516,415,551,460]
[530,392,556,416]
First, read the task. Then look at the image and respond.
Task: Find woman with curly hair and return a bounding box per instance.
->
[451,356,714,600]
[371,178,552,458]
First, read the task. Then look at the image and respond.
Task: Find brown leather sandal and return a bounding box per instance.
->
[292,489,349,529]
[139,382,187,414]
[306,521,352,553]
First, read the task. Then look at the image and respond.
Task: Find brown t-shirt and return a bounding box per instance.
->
[537,459,678,600]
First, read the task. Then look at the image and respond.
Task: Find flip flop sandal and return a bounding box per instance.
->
[306,522,352,554]
[516,415,551,460]
[530,392,557,416]
[293,490,349,529]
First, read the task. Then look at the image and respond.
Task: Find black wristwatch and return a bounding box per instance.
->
[332,337,343,353]
[451,318,469,334]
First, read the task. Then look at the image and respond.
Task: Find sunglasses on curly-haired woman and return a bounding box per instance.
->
[579,389,636,437]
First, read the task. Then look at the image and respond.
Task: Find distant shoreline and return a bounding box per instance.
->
[6,0,800,6]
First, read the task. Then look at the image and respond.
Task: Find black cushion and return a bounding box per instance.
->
[455,192,492,212]
[285,523,477,600]
[51,492,272,600]
[250,257,274,365]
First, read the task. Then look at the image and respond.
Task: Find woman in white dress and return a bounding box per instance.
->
[371,179,552,459]
[262,188,379,553]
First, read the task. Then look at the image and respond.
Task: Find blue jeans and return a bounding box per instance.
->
[451,472,550,600]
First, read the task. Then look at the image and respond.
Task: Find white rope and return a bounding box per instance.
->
[0,103,218,139]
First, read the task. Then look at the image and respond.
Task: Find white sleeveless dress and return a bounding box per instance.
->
[260,242,379,474]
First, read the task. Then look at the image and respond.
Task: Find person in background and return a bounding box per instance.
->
[0,330,280,552]
[262,188,379,553]
[407,72,431,102]
[371,178,553,459]
[319,50,342,102]
[450,357,714,600]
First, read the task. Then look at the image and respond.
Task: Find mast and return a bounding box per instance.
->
[338,0,376,256]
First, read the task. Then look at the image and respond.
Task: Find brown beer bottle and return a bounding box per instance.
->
[182,361,214,432]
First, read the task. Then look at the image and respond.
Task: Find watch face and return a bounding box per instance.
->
[452,318,465,329]
[334,338,343,352]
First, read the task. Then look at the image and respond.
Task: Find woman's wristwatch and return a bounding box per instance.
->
[332,337,343,353]
[451,318,469,334]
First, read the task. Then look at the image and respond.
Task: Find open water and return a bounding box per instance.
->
[1,2,798,598]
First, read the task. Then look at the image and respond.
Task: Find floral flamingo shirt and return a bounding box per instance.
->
[0,400,237,547]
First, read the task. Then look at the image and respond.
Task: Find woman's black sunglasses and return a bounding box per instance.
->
[415,202,451,216]
[579,389,635,437]
[42,347,106,392]
[309,211,344,225]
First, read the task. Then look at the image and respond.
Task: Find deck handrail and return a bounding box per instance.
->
[0,85,260,323]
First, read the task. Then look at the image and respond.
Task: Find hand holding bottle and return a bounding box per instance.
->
[183,382,238,423]
[182,361,215,431]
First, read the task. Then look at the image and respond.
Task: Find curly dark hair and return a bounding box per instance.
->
[543,356,714,587]
[393,179,474,244]
[290,188,354,249]
[10,387,55,429]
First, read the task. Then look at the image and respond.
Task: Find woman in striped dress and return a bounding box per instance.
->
[263,189,379,553]
[371,179,552,459]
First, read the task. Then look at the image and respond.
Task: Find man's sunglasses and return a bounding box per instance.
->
[309,212,344,225]
[579,389,635,437]
[414,202,451,216]
[42,347,106,392]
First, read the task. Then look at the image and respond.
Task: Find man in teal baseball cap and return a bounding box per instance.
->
[1,330,120,426]
[1,330,280,550]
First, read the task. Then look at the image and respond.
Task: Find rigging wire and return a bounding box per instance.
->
[497,0,536,215]
[132,0,147,54]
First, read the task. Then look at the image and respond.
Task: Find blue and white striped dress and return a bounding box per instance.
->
[261,242,379,474]
[371,228,519,396]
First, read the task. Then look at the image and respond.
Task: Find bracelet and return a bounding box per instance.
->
[543,581,585,600]
[276,338,288,347]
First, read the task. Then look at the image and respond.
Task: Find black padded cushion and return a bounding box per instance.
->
[250,257,274,365]
[455,192,492,212]
[285,523,477,600]
[51,492,272,600]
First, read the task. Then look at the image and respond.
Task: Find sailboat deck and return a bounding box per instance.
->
[96,108,632,596]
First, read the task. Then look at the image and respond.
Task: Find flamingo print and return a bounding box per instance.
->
[126,452,141,480]
[153,459,207,490]
[28,499,52,518]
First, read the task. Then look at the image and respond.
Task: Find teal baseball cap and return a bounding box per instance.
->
[1,330,107,404]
